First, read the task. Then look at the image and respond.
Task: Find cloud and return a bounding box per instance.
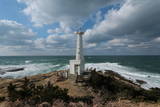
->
[40,0,160,55]
[0,20,75,55]
[17,0,121,27]
[1,0,160,55]
[85,0,160,42]
[0,20,38,55]
[107,38,129,46]
[47,22,71,34]
[40,33,76,49]
[128,42,151,48]
[0,20,36,46]
[84,0,160,54]
[153,37,160,43]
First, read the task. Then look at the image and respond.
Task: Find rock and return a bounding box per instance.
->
[38,102,51,107]
[68,101,89,107]
[136,79,147,85]
[6,68,24,72]
[52,100,66,107]
[0,67,24,75]
[0,101,18,107]
[0,71,5,75]
[0,101,32,107]
[148,75,151,78]
[23,104,31,107]
[14,100,25,107]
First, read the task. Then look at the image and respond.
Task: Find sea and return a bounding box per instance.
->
[0,56,160,89]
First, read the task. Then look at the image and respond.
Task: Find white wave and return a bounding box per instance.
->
[0,63,60,78]
[85,62,160,89]
[1,62,160,89]
[61,62,160,89]
[25,60,32,64]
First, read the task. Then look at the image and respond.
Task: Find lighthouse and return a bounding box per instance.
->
[69,31,85,75]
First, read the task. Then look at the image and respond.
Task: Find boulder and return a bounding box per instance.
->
[38,102,51,107]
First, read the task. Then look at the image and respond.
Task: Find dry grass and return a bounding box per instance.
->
[0,70,160,107]
[0,78,13,97]
[55,78,91,97]
[0,71,58,97]
[105,100,160,107]
[0,71,91,97]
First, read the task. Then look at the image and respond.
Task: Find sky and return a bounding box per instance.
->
[0,0,160,56]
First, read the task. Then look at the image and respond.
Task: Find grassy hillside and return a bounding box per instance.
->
[0,70,160,107]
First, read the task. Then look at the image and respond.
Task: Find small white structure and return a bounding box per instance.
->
[70,32,85,75]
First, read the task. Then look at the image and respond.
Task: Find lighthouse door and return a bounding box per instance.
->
[75,65,79,75]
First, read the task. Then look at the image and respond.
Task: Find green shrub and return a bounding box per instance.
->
[70,96,93,104]
[7,78,70,104]
[7,77,93,105]
[88,70,160,102]
[7,83,17,101]
[0,96,5,102]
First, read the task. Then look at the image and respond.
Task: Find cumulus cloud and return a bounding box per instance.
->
[17,0,121,27]
[84,0,160,54]
[36,0,160,55]
[0,20,38,55]
[47,22,71,34]
[43,33,76,48]
[0,20,36,46]
[153,37,160,43]
[1,0,160,55]
[86,0,160,41]
[0,19,76,55]
[107,38,130,46]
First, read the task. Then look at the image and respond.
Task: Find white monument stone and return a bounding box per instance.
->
[70,32,85,75]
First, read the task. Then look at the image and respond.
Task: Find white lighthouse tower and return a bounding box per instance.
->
[70,31,85,75]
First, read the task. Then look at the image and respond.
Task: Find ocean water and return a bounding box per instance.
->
[0,56,160,89]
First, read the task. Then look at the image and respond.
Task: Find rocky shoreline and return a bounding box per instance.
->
[0,70,160,107]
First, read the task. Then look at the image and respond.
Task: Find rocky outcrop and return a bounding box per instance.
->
[0,67,24,75]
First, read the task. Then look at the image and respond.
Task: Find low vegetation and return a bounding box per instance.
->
[0,96,5,102]
[87,69,160,103]
[0,70,159,106]
[7,77,93,105]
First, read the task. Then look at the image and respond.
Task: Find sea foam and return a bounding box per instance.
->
[25,60,32,64]
[85,62,160,89]
[0,63,60,78]
[59,62,160,89]
[0,62,160,89]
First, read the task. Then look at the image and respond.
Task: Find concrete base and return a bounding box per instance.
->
[69,60,84,75]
